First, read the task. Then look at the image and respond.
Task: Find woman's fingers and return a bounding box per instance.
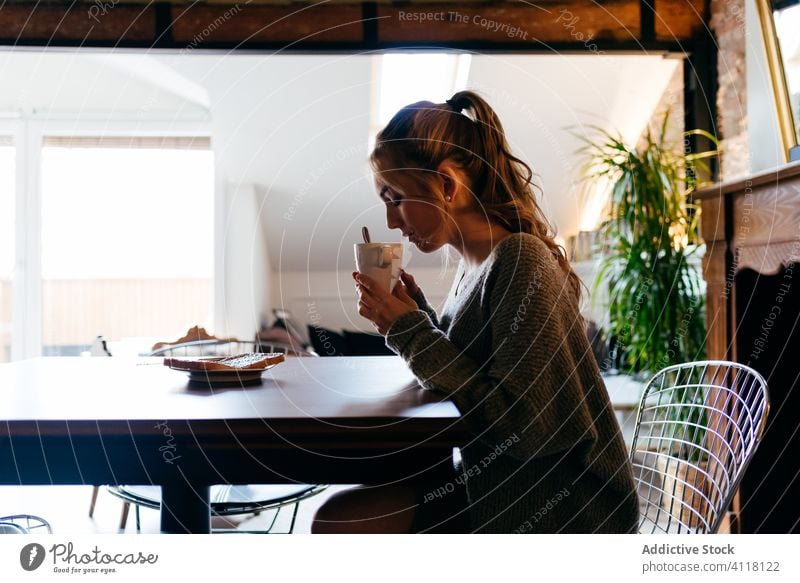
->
[393,281,418,310]
[399,269,419,295]
[354,272,375,299]
[357,288,377,310]
[393,282,412,303]
[354,271,414,335]
[353,272,372,292]
[354,273,390,304]
[358,298,380,321]
[355,284,376,306]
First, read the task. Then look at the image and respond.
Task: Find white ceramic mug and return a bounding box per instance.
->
[354,242,403,293]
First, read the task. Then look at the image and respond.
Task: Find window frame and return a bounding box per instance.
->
[757,0,800,161]
[6,118,213,360]
[0,118,35,362]
[0,121,22,362]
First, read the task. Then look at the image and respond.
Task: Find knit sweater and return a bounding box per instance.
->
[386,233,639,533]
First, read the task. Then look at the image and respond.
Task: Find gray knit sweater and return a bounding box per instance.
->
[386,233,639,533]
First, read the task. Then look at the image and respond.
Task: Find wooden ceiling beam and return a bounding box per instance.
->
[0,1,707,51]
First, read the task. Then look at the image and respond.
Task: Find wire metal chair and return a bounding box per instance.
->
[107,484,328,534]
[90,335,324,532]
[147,339,315,357]
[0,515,52,534]
[629,360,769,534]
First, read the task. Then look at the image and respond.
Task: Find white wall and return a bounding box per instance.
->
[216,182,270,339]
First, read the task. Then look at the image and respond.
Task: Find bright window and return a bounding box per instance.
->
[40,137,213,356]
[0,138,13,362]
[371,53,471,143]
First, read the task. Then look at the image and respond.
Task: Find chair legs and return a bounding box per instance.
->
[105,484,327,533]
[116,502,298,533]
[288,501,300,533]
[97,487,293,533]
[90,486,134,533]
[88,486,100,518]
[118,502,130,531]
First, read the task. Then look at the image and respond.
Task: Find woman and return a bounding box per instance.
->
[312,91,639,534]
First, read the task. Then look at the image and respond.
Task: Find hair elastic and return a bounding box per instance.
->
[445,98,462,112]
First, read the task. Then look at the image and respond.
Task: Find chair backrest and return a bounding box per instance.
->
[629,360,769,534]
[148,338,317,357]
[148,324,317,357]
[255,341,317,357]
[0,514,52,534]
[148,339,262,357]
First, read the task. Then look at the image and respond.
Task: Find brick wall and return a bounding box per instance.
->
[711,0,750,180]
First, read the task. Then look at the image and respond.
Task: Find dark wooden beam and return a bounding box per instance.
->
[376,1,640,44]
[655,0,707,41]
[363,2,378,46]
[641,0,655,43]
[0,1,708,52]
[153,2,174,48]
[169,3,363,45]
[0,3,156,44]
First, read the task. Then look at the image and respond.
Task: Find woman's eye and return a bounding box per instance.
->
[379,187,401,207]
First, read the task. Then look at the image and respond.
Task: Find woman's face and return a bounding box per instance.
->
[378,183,449,253]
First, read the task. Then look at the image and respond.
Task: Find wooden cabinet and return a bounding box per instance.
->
[693,161,800,533]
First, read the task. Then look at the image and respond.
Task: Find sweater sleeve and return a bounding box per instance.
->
[408,287,439,328]
[385,239,599,461]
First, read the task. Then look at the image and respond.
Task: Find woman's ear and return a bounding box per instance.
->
[437,162,459,202]
[442,176,454,202]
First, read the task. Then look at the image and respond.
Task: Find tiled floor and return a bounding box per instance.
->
[0,484,351,534]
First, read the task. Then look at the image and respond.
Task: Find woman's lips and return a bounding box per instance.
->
[404,232,425,246]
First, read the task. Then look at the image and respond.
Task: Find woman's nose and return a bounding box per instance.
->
[385,206,402,230]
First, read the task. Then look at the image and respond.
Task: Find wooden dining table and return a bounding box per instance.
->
[0,356,465,533]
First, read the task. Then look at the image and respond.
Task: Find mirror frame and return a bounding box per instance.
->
[756,0,800,161]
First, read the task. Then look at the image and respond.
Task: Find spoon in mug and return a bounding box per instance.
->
[361,226,371,244]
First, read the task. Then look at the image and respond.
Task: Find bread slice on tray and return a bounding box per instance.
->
[163,353,285,372]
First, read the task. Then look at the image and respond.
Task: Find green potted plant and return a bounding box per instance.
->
[579,113,714,377]
[579,113,719,527]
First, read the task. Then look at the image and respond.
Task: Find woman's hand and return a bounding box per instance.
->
[399,269,420,296]
[354,271,418,335]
